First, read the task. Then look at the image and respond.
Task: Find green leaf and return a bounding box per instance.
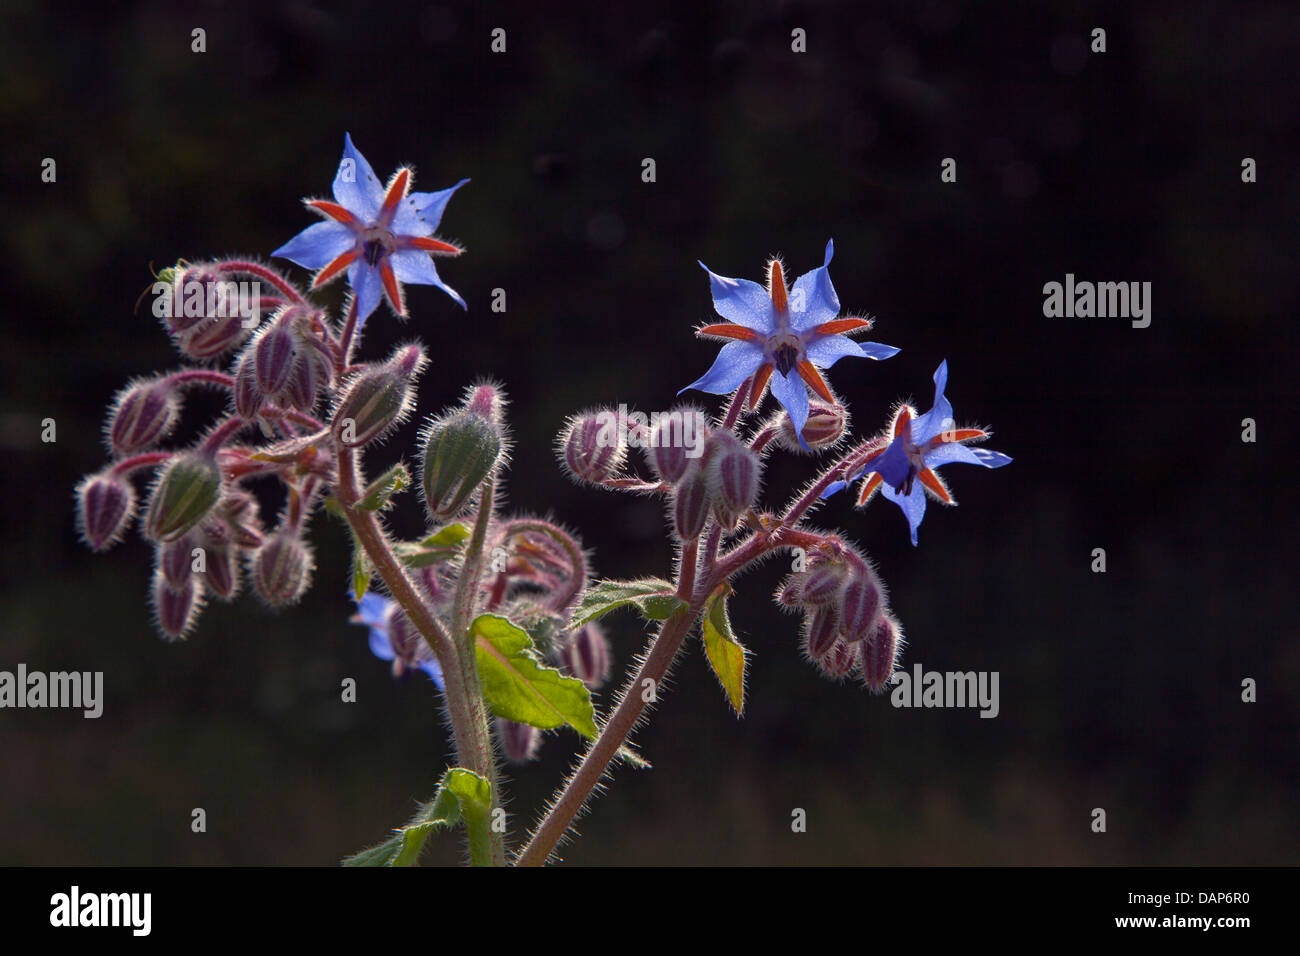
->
[342,767,491,868]
[352,545,372,600]
[701,583,747,715]
[421,523,470,548]
[472,614,598,737]
[391,523,471,568]
[569,578,688,630]
[615,744,653,770]
[355,462,410,511]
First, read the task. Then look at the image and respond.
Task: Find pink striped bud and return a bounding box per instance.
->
[152,569,203,641]
[645,407,708,484]
[178,312,251,360]
[75,470,136,551]
[777,561,850,608]
[108,378,180,456]
[836,566,884,643]
[559,411,624,484]
[774,400,848,453]
[254,316,298,395]
[157,534,198,589]
[281,338,333,412]
[232,352,264,420]
[861,613,903,693]
[251,531,314,606]
[803,606,838,661]
[705,432,761,529]
[672,465,710,540]
[201,540,240,601]
[561,623,610,688]
[497,717,541,763]
[820,637,860,679]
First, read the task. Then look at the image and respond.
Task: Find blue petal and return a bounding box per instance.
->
[769,368,810,441]
[333,133,385,220]
[698,263,777,333]
[272,221,354,270]
[679,340,765,395]
[389,250,466,309]
[355,592,391,627]
[404,178,469,234]
[924,442,1012,470]
[870,435,912,491]
[911,360,954,445]
[418,659,446,691]
[368,626,395,662]
[881,480,928,546]
[858,341,901,360]
[789,240,840,332]
[821,478,849,499]
[347,260,384,330]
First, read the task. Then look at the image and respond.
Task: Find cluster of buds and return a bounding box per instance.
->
[234,305,335,418]
[776,541,904,692]
[157,262,262,361]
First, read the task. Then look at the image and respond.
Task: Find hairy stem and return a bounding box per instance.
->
[514,534,703,867]
[215,260,306,305]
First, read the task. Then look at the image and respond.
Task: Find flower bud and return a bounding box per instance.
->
[161,264,219,335]
[254,317,298,396]
[108,378,180,455]
[145,450,223,543]
[76,471,136,551]
[821,637,860,679]
[777,561,850,608]
[705,432,761,529]
[422,407,503,521]
[802,606,838,661]
[497,717,541,764]
[774,400,848,453]
[645,408,708,484]
[232,351,264,420]
[332,345,425,449]
[672,466,710,540]
[178,312,252,360]
[836,566,884,643]
[861,613,903,693]
[560,412,624,484]
[561,623,610,688]
[152,569,203,641]
[251,531,314,606]
[157,533,198,589]
[281,338,333,412]
[201,540,240,601]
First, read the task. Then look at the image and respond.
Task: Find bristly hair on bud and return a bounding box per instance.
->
[557,408,626,485]
[861,612,905,693]
[420,381,509,522]
[703,431,762,531]
[250,530,315,607]
[331,343,427,450]
[151,567,206,641]
[769,399,849,455]
[106,376,182,457]
[144,448,224,543]
[75,470,138,551]
[560,622,611,688]
[642,404,709,485]
[497,717,542,764]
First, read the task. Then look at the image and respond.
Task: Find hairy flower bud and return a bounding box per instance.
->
[803,606,838,661]
[160,264,220,336]
[179,312,252,360]
[251,531,314,606]
[422,390,505,521]
[254,317,298,396]
[705,432,761,529]
[645,407,708,485]
[497,717,541,763]
[821,637,860,679]
[152,569,203,641]
[157,533,198,589]
[75,470,136,551]
[774,400,848,453]
[561,623,610,688]
[145,450,223,543]
[201,540,241,601]
[108,378,180,456]
[332,345,425,449]
[861,613,903,693]
[282,337,333,412]
[232,351,264,420]
[559,411,624,484]
[777,560,851,608]
[672,465,710,540]
[836,565,884,643]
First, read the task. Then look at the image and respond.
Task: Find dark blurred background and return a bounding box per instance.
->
[1,0,1296,865]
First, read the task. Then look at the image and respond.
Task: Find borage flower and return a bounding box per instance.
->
[274,133,467,330]
[824,360,1011,546]
[680,240,898,445]
[352,592,445,688]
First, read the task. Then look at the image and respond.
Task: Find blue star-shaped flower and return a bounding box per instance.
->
[273,133,467,330]
[824,360,1012,546]
[352,592,444,688]
[680,240,898,445]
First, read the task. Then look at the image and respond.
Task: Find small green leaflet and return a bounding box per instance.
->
[355,462,410,511]
[342,767,492,867]
[568,578,688,630]
[701,583,747,715]
[393,523,471,568]
[472,614,598,738]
